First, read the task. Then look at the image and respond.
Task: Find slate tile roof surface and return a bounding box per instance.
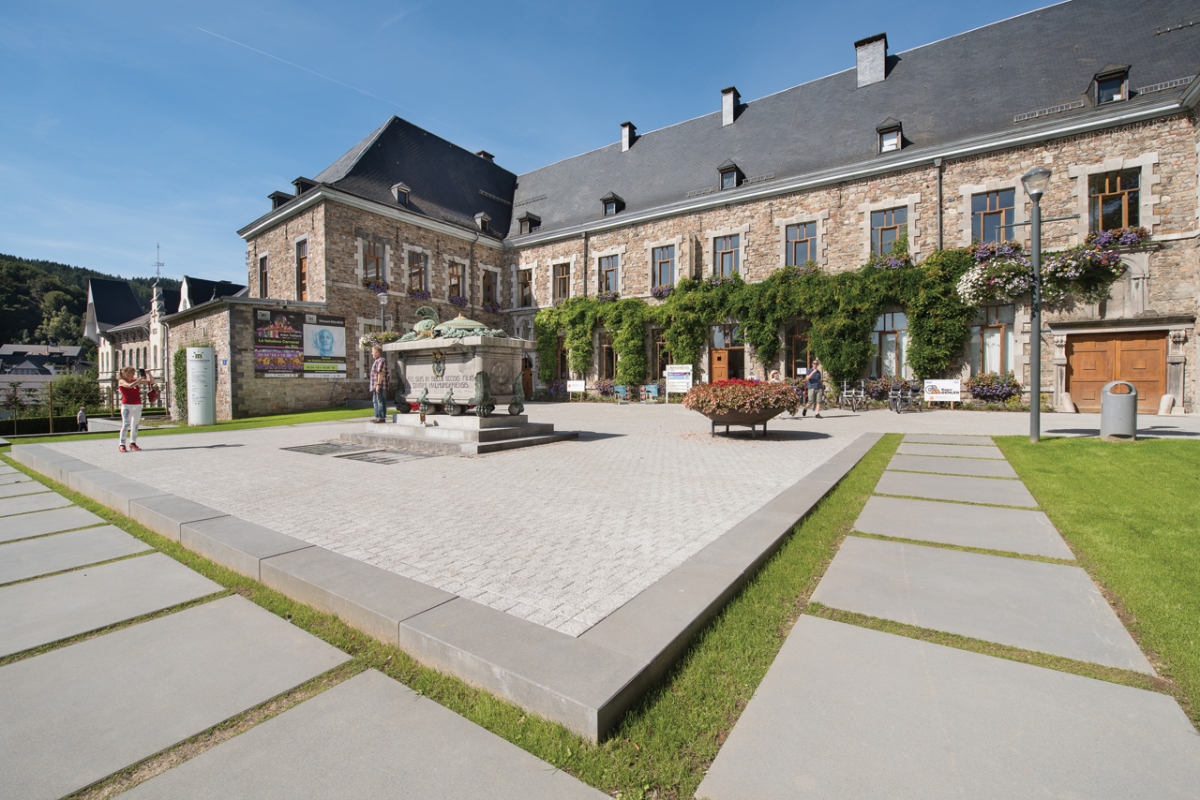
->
[86,278,145,329]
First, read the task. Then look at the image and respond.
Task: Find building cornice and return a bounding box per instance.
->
[237,186,506,250]
[509,96,1190,248]
[162,295,327,326]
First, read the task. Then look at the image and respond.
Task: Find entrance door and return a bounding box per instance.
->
[1066,332,1166,412]
[711,349,729,382]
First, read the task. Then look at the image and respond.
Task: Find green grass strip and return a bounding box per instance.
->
[3,433,899,799]
[5,406,376,446]
[996,435,1200,730]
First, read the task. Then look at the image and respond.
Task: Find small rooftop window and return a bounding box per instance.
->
[717,160,741,190]
[601,192,624,217]
[517,213,541,235]
[877,118,903,154]
[475,211,491,233]
[391,182,411,204]
[1095,67,1129,105]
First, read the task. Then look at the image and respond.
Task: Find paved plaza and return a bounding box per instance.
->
[38,404,1197,636]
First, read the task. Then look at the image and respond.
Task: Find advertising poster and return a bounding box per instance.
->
[254,310,346,378]
[923,379,962,402]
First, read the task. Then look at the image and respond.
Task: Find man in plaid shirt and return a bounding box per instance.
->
[370,345,389,423]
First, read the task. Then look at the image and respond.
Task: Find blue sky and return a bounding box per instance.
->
[1,0,1050,284]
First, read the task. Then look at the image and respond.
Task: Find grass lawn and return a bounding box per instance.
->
[997,436,1200,728]
[3,434,900,799]
[1,406,375,449]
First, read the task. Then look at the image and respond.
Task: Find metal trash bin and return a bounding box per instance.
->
[1100,380,1138,441]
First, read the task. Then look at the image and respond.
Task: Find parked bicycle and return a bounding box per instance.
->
[837,380,867,412]
[887,380,925,413]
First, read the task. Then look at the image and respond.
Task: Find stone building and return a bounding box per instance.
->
[226,0,1197,418]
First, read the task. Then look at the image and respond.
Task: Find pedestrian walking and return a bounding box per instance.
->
[369,345,389,423]
[117,366,150,452]
[802,358,824,419]
[76,406,87,432]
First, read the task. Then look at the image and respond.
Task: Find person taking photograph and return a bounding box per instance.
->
[117,366,151,452]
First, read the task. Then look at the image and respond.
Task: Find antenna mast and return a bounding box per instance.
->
[152,243,165,284]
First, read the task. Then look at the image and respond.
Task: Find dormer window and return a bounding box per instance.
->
[718,160,741,190]
[391,182,411,204]
[1095,67,1129,105]
[601,192,624,216]
[517,213,541,235]
[877,119,902,153]
[475,212,491,233]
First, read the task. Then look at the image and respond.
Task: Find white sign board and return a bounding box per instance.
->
[924,379,961,402]
[566,380,586,394]
[186,347,216,426]
[665,364,694,394]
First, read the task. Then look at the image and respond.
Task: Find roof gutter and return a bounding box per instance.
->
[237,185,506,251]
[510,96,1186,248]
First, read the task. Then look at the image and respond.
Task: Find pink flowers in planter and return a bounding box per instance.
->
[683,379,802,416]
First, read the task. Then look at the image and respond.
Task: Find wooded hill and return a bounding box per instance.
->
[0,252,180,354]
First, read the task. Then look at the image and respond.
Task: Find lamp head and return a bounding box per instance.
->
[378,293,389,306]
[1021,167,1052,199]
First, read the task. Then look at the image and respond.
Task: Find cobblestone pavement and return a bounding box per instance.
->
[45,406,1200,635]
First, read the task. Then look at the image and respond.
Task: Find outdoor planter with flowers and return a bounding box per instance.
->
[407,288,432,300]
[964,371,1023,402]
[449,294,469,307]
[956,240,1128,308]
[362,277,389,293]
[683,378,801,436]
[359,331,400,350]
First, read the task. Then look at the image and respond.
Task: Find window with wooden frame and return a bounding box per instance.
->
[648,328,670,381]
[971,189,1015,243]
[555,339,569,380]
[652,245,674,288]
[785,222,817,266]
[599,332,616,380]
[408,251,428,292]
[553,264,570,301]
[598,255,619,294]
[870,207,907,255]
[714,235,739,277]
[482,270,497,305]
[363,241,383,281]
[1095,70,1128,105]
[969,305,1015,376]
[448,262,464,299]
[518,269,533,307]
[295,240,308,301]
[784,320,813,379]
[720,168,738,190]
[258,254,269,298]
[1088,169,1140,231]
[872,311,910,379]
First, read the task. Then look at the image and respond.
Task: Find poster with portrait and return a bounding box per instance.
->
[253,310,346,378]
[301,313,346,378]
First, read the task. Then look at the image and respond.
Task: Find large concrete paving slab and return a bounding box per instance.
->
[0,471,32,484]
[888,453,1018,478]
[0,463,17,474]
[0,505,104,543]
[811,537,1152,672]
[0,491,72,517]
[876,470,1037,507]
[122,669,608,800]
[0,479,49,499]
[903,434,994,445]
[853,495,1074,559]
[0,595,349,800]
[697,616,1200,800]
[896,442,1005,459]
[0,525,152,585]
[0,553,221,657]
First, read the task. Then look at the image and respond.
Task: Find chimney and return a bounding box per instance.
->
[621,121,637,152]
[721,87,740,126]
[476,150,495,162]
[855,33,888,87]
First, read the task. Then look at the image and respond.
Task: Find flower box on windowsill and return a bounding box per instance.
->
[449,295,469,308]
[362,278,389,293]
[407,289,432,300]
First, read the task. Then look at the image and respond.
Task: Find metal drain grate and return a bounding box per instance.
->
[338,451,433,465]
[282,442,373,457]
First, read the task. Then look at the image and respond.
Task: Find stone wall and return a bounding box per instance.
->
[167,305,232,421]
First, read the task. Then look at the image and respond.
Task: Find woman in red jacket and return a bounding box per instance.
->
[117,366,151,452]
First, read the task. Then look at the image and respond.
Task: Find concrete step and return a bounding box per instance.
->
[470,432,579,454]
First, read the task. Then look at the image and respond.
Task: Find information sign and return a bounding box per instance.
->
[665,364,693,394]
[924,379,962,402]
[566,380,586,394]
[186,347,215,426]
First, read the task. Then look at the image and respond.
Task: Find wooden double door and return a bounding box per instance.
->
[1066,332,1167,412]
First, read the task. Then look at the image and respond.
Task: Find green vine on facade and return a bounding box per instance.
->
[532,243,1062,385]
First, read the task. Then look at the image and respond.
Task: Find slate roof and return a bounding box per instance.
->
[0,345,83,358]
[86,278,144,329]
[106,312,151,334]
[162,289,181,315]
[511,0,1200,236]
[181,276,247,308]
[312,116,517,240]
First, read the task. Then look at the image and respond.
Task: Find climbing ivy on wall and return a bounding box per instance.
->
[534,245,980,386]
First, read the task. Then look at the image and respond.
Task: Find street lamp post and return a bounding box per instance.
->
[377,292,388,333]
[1021,167,1052,444]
